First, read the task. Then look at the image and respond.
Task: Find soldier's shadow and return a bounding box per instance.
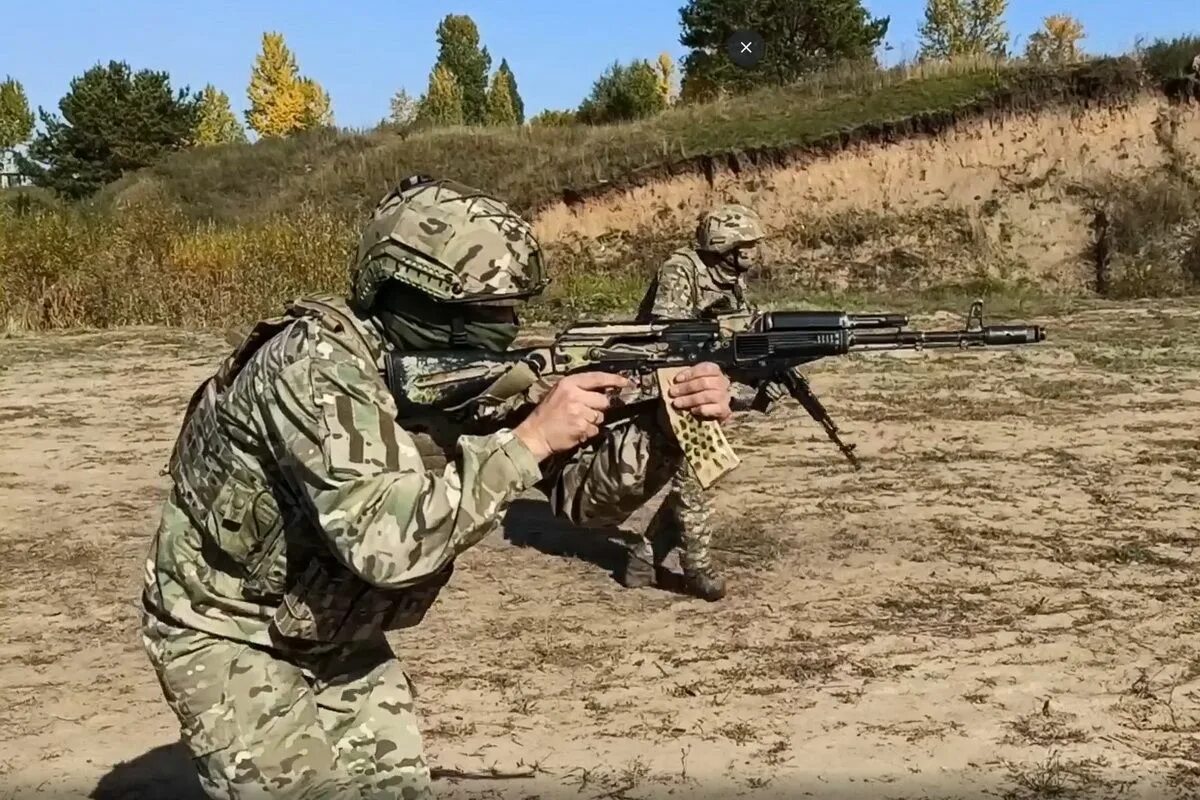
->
[500,497,638,585]
[91,742,204,799]
[91,741,564,798]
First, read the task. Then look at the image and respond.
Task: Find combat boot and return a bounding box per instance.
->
[622,541,656,589]
[682,570,727,602]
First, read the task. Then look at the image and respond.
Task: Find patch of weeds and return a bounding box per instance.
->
[718,721,758,745]
[860,718,965,743]
[423,719,478,740]
[1003,707,1090,746]
[769,647,845,685]
[762,738,791,768]
[1090,541,1184,569]
[1002,751,1107,799]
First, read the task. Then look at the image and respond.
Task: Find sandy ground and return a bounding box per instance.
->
[2,300,1200,799]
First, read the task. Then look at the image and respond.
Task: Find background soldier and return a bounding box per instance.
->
[626,204,787,601]
[140,177,734,799]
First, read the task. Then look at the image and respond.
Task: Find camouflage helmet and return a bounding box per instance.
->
[695,204,765,254]
[351,176,549,309]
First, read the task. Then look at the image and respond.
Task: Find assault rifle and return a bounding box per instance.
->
[384,300,1045,487]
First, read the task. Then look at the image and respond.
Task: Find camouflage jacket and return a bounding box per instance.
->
[636,247,752,322]
[143,296,678,650]
[636,248,764,409]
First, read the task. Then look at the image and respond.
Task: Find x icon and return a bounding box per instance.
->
[726,29,764,67]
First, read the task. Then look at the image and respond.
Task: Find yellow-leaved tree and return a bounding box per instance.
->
[246,32,333,137]
[298,77,333,128]
[484,69,517,126]
[417,64,465,127]
[1024,14,1085,64]
[655,52,676,104]
[194,84,247,145]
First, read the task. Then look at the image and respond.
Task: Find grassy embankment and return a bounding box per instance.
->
[0,54,1195,332]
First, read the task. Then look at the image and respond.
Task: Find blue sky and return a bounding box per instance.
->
[4,1,1197,131]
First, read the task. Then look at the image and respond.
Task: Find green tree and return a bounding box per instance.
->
[497,58,525,123]
[18,61,199,199]
[194,84,246,145]
[919,0,1009,60]
[417,64,465,127]
[577,60,666,125]
[678,0,890,98]
[433,14,492,125]
[1024,14,1084,64]
[0,76,35,154]
[529,109,577,127]
[485,69,518,126]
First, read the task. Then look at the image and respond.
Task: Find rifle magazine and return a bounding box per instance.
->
[654,367,740,490]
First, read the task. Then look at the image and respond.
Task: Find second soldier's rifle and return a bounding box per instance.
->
[384,300,1045,488]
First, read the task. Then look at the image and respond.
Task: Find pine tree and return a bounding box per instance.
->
[19,61,199,198]
[576,60,667,125]
[485,70,518,126]
[194,84,246,145]
[433,15,492,124]
[497,59,524,123]
[0,76,34,152]
[245,31,332,137]
[417,64,465,127]
[679,0,889,95]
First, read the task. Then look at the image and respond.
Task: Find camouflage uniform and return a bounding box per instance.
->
[141,178,681,799]
[626,205,766,601]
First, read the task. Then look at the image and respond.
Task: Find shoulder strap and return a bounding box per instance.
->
[164,311,295,475]
[684,250,705,314]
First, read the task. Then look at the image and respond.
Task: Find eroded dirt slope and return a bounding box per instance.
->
[535,99,1200,294]
[1,301,1199,798]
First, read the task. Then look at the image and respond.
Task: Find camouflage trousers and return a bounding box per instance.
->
[633,459,714,576]
[141,611,431,799]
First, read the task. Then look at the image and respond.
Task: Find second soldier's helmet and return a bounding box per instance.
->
[351,175,549,310]
[695,204,765,255]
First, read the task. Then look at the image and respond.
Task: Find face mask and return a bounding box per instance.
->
[378,310,518,352]
[729,244,760,273]
[373,286,519,353]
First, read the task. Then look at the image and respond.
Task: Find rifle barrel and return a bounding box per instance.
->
[851,325,1044,348]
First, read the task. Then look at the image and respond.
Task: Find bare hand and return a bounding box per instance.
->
[667,363,733,423]
[513,371,632,461]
